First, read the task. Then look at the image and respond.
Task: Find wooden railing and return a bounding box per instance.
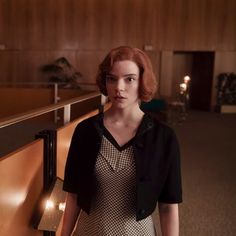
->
[0,93,109,236]
[0,91,101,129]
[0,82,98,122]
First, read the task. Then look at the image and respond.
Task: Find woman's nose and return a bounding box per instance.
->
[115,79,125,91]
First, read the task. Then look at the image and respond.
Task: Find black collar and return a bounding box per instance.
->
[92,112,155,138]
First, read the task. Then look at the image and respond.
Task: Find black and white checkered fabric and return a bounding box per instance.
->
[74,136,156,236]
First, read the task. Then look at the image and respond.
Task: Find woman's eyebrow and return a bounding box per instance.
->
[107,73,137,77]
[124,74,137,77]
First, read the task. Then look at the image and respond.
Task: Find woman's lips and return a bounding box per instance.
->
[114,96,126,101]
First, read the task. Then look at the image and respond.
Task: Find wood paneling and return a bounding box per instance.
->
[0,51,19,82]
[159,0,236,51]
[0,88,89,118]
[75,50,107,83]
[0,0,235,104]
[1,0,235,51]
[216,0,236,50]
[0,88,54,118]
[159,51,173,99]
[0,139,44,236]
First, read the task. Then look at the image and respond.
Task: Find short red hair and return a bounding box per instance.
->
[96,46,157,102]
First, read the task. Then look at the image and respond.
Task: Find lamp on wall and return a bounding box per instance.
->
[36,177,66,232]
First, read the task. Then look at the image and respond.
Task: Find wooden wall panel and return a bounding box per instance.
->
[109,0,130,48]
[0,0,8,44]
[72,0,94,49]
[145,51,161,95]
[17,51,49,83]
[139,0,159,49]
[0,51,19,82]
[218,0,236,50]
[26,0,57,50]
[159,0,187,50]
[75,50,107,83]
[0,88,92,118]
[186,0,209,50]
[0,0,235,106]
[0,139,44,236]
[1,0,235,51]
[159,51,173,99]
[204,0,223,50]
[0,88,54,117]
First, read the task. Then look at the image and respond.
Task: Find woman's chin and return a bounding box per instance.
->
[112,103,126,109]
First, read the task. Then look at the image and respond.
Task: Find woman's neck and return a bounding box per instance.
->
[104,104,144,125]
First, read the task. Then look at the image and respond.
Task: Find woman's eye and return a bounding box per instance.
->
[126,77,135,82]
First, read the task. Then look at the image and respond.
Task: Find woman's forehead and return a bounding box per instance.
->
[109,60,140,75]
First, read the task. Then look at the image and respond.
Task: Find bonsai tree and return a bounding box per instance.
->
[41,57,82,88]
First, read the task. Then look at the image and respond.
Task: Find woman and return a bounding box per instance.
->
[61,46,182,236]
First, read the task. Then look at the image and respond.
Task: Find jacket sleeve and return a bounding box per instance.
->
[63,124,83,193]
[158,129,183,203]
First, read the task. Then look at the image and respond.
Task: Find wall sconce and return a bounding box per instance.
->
[36,177,66,232]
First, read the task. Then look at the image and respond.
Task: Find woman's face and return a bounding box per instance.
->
[105,60,140,109]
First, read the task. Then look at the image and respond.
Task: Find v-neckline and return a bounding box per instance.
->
[102,113,147,151]
[103,126,135,151]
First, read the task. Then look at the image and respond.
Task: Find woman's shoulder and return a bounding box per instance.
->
[144,113,177,140]
[145,113,172,131]
[74,112,103,133]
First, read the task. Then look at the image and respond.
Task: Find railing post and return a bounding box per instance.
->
[99,94,107,113]
[63,104,71,125]
[101,94,107,106]
[54,83,60,123]
[35,130,57,236]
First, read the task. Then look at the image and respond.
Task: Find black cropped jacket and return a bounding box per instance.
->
[63,113,182,221]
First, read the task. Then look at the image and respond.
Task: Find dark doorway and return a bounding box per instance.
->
[190,52,214,111]
[173,51,214,111]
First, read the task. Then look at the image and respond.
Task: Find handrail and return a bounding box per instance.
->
[0,82,98,122]
[0,91,101,129]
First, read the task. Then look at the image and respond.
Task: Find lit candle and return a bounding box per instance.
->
[180,83,187,91]
[184,75,190,84]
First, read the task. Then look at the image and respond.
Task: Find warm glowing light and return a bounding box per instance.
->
[59,202,66,211]
[0,191,26,206]
[45,200,55,210]
[184,75,191,83]
[180,83,187,91]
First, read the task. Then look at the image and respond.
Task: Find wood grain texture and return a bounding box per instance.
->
[0,0,235,106]
[1,0,235,51]
[0,139,44,236]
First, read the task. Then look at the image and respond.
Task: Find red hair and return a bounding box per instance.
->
[96,46,157,102]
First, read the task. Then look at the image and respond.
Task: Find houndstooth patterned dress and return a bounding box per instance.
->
[74,129,156,236]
